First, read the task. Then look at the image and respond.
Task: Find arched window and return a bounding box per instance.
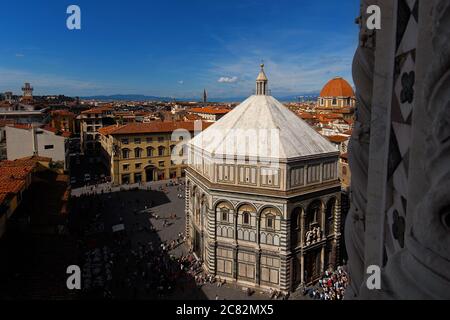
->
[306,200,322,229]
[325,199,336,236]
[238,204,256,227]
[147,147,154,157]
[221,208,229,222]
[291,208,302,247]
[216,202,233,224]
[134,148,142,158]
[266,215,275,229]
[158,146,166,156]
[195,207,200,223]
[243,211,250,225]
[122,148,130,159]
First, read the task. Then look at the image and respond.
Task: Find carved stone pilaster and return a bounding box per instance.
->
[185,180,191,242]
[369,0,450,299]
[345,0,376,299]
[349,0,450,299]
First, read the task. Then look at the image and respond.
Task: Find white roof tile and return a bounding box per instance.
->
[190,95,338,160]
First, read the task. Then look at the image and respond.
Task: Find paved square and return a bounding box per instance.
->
[70,181,306,300]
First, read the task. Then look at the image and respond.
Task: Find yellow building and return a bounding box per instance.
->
[99,121,212,185]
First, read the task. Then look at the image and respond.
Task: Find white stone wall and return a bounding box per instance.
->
[186,169,341,292]
[6,126,67,166]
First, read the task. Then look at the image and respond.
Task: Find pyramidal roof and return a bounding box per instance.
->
[189,66,338,161]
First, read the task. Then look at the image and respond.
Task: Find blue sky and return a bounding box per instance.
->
[0,0,359,100]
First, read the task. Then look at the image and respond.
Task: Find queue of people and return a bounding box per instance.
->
[304,266,348,300]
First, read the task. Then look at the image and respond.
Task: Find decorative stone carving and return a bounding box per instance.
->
[305,226,322,246]
[344,0,375,299]
[348,0,450,299]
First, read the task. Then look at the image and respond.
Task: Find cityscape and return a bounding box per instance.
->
[0,0,449,308]
[0,67,353,300]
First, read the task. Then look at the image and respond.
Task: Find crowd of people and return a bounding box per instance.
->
[71,177,352,301]
[70,179,208,299]
[81,246,114,298]
[72,178,186,198]
[79,226,198,298]
[304,266,348,300]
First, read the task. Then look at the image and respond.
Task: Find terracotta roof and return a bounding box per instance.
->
[334,107,354,114]
[320,77,355,98]
[298,113,317,120]
[0,156,51,167]
[325,113,344,119]
[0,155,59,207]
[51,110,75,117]
[0,165,34,180]
[98,121,213,136]
[189,107,230,115]
[42,125,72,137]
[8,123,71,138]
[185,114,203,121]
[344,118,354,125]
[81,106,113,114]
[327,135,349,143]
[0,179,26,194]
[10,124,32,130]
[0,119,14,127]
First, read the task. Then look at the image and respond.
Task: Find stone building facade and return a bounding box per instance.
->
[98,121,211,185]
[185,66,343,292]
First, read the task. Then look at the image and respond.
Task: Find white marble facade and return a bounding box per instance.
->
[185,68,343,292]
[346,0,450,299]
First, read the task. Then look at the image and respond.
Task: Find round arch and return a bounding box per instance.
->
[257,205,282,217]
[290,207,304,248]
[305,199,324,231]
[236,203,257,227]
[215,200,234,224]
[259,206,282,232]
[325,197,337,236]
[213,199,234,211]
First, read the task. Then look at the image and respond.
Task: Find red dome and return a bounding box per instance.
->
[320,77,355,97]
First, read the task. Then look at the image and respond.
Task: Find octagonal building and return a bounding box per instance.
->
[185,65,342,292]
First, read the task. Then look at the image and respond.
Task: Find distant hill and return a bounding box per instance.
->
[80,94,173,102]
[276,93,320,102]
[79,92,320,103]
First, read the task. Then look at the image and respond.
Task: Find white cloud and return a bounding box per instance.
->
[178,80,184,85]
[202,27,358,98]
[218,76,238,83]
[15,53,25,58]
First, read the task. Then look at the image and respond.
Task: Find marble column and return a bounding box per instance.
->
[345,0,376,299]
[206,208,217,275]
[185,180,191,245]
